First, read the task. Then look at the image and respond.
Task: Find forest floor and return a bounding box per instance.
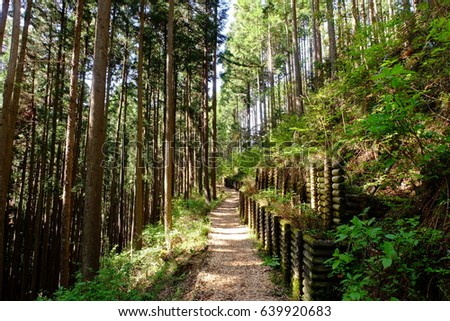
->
[181,188,287,301]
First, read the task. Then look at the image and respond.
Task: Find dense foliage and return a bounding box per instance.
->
[329,215,450,300]
[220,1,450,300]
[0,0,226,299]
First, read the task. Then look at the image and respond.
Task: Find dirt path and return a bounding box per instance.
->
[184,188,286,301]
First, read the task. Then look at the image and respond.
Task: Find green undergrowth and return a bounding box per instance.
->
[46,193,224,301]
[327,214,450,300]
[231,8,450,235]
[253,236,289,299]
[226,8,450,300]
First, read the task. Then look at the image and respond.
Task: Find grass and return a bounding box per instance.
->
[47,192,225,301]
[251,233,291,299]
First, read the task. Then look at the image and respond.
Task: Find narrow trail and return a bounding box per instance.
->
[184,188,286,301]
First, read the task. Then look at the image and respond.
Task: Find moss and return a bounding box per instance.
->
[291,275,301,300]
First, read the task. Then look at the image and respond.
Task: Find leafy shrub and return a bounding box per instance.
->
[262,255,280,268]
[328,214,450,300]
[252,188,325,232]
[52,255,142,301]
[252,187,292,207]
[240,177,257,196]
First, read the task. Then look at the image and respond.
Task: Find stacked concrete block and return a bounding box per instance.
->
[331,162,345,227]
[306,163,318,211]
[302,233,336,301]
[291,229,303,300]
[271,215,281,259]
[264,208,272,253]
[280,219,292,287]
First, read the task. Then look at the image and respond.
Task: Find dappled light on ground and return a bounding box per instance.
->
[185,188,286,301]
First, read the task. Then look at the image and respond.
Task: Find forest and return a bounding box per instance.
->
[0,0,449,301]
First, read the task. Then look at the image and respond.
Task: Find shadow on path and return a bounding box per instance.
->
[184,188,286,301]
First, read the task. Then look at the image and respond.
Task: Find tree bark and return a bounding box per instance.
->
[0,0,27,298]
[40,0,66,292]
[202,0,211,203]
[134,0,145,250]
[0,0,9,53]
[368,0,378,42]
[361,0,367,27]
[164,0,175,249]
[60,0,84,288]
[312,0,323,87]
[326,0,337,78]
[352,0,361,31]
[211,0,218,200]
[118,22,130,252]
[19,68,36,299]
[151,86,161,225]
[267,22,276,129]
[291,0,304,115]
[246,82,251,143]
[82,0,111,281]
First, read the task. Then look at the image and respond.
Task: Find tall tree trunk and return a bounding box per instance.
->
[291,0,304,115]
[326,0,337,78]
[0,0,28,298]
[104,3,117,120]
[0,0,9,52]
[312,0,323,87]
[284,15,293,114]
[81,0,111,281]
[19,68,36,298]
[211,0,218,200]
[60,0,84,288]
[246,82,251,143]
[183,74,191,199]
[143,81,152,225]
[361,0,367,27]
[31,103,50,298]
[40,0,66,293]
[134,0,145,250]
[69,32,89,280]
[202,0,211,203]
[108,96,123,248]
[7,124,27,298]
[27,23,53,298]
[257,71,265,134]
[267,23,276,129]
[337,0,346,50]
[376,0,385,40]
[117,23,130,252]
[151,86,161,225]
[388,0,394,18]
[368,0,378,42]
[164,0,175,249]
[352,0,361,31]
[47,142,63,292]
